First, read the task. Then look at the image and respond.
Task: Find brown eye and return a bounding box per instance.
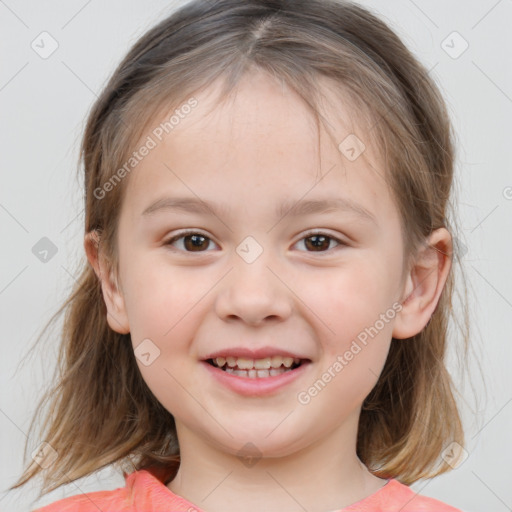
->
[183,234,210,251]
[305,235,330,251]
[296,233,344,253]
[166,232,216,252]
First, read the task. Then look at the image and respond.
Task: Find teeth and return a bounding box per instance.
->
[282,357,294,368]
[214,355,301,370]
[255,358,271,370]
[237,357,255,370]
[226,367,291,378]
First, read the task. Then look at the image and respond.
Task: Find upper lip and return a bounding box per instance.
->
[202,346,311,361]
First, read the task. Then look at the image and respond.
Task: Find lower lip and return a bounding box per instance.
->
[201,361,311,396]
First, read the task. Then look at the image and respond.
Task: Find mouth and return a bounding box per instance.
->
[205,355,309,379]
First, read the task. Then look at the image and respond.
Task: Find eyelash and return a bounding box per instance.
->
[164,230,346,254]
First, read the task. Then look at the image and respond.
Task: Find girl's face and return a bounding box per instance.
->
[108,71,408,459]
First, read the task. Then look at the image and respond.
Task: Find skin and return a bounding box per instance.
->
[86,70,452,512]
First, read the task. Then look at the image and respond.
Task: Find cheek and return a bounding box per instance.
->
[307,258,398,376]
[120,256,209,343]
[121,262,210,413]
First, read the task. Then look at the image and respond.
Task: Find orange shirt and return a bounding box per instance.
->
[33,469,462,511]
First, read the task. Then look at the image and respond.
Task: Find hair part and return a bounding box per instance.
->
[13,0,467,496]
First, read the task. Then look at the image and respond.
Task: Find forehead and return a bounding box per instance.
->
[157,70,377,156]
[121,70,394,223]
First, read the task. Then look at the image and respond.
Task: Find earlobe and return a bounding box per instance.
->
[84,231,130,334]
[392,228,452,339]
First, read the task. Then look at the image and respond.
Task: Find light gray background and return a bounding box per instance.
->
[1,1,511,511]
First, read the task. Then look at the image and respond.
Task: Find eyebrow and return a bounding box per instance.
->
[142,196,376,223]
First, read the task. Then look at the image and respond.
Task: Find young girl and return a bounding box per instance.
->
[13,0,469,510]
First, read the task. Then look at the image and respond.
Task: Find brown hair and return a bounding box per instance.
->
[13,0,468,496]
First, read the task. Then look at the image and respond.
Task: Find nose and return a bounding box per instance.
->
[214,253,293,326]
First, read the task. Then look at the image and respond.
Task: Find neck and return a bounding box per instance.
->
[167,412,387,512]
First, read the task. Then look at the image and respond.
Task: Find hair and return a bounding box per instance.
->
[13,0,469,497]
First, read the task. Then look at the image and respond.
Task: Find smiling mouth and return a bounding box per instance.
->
[205,356,308,378]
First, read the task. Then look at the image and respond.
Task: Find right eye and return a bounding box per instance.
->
[164,231,219,252]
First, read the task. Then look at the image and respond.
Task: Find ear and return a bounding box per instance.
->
[392,228,452,339]
[84,231,130,334]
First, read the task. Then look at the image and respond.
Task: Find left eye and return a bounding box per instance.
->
[294,233,343,252]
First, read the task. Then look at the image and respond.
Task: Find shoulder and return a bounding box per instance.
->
[31,470,157,512]
[365,479,463,512]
